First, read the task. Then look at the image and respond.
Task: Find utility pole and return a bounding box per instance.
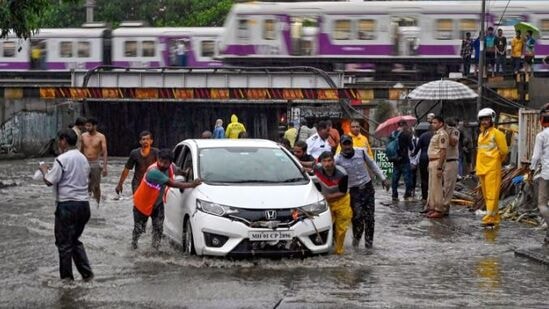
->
[477,0,486,112]
[85,0,95,23]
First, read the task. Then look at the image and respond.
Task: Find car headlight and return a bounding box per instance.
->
[196,199,239,217]
[299,200,328,216]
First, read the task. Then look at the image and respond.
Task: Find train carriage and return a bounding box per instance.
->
[0,28,108,70]
[218,1,549,70]
[111,27,223,68]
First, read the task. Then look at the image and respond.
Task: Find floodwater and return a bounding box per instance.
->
[1,158,548,308]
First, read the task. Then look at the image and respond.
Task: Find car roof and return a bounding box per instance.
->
[180,138,281,149]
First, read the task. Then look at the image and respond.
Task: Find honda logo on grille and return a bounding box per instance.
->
[265,210,277,220]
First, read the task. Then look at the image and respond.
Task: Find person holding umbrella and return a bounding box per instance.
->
[514,22,540,78]
[524,30,536,78]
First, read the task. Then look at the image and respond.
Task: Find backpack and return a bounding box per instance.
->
[385,131,401,162]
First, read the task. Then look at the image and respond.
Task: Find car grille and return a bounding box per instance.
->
[228,208,296,226]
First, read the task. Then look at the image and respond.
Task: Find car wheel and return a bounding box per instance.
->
[183,218,195,255]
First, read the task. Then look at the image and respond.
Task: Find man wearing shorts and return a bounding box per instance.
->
[81,117,108,206]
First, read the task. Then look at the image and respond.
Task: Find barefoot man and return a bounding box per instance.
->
[81,117,108,205]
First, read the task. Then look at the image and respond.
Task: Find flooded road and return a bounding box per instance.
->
[1,158,548,308]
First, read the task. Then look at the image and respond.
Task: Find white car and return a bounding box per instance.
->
[163,139,332,257]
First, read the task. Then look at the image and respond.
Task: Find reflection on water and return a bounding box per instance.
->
[483,226,500,243]
[475,256,502,290]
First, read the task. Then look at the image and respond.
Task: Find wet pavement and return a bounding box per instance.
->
[1,158,549,308]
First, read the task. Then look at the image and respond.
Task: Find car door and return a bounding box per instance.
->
[164,144,191,243]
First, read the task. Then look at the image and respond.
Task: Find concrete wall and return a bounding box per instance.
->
[0,97,82,156]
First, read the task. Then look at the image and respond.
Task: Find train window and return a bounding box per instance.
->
[263,19,277,40]
[77,41,90,58]
[459,19,478,39]
[124,41,137,57]
[201,40,215,57]
[435,19,454,40]
[541,20,549,39]
[333,20,351,40]
[142,41,155,57]
[60,42,73,57]
[358,19,376,40]
[237,19,250,41]
[3,41,16,57]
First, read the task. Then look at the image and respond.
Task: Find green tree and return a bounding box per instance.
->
[0,0,51,39]
[1,0,235,37]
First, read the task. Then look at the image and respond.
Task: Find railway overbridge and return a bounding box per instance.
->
[0,67,544,156]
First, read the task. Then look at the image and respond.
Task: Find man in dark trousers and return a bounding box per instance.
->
[40,129,94,282]
[336,135,389,248]
[132,149,202,250]
[116,131,159,195]
[390,120,413,201]
[412,126,434,204]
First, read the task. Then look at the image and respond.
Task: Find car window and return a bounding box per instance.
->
[182,150,194,180]
[173,145,184,167]
[198,147,306,184]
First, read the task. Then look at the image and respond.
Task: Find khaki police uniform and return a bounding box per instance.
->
[443,126,460,209]
[427,127,449,213]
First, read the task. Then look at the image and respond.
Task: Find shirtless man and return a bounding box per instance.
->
[81,117,108,205]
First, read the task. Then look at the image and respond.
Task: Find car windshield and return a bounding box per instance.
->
[198,147,307,184]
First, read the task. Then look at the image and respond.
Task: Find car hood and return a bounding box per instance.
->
[194,183,323,209]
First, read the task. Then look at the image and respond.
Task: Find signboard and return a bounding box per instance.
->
[373,148,393,179]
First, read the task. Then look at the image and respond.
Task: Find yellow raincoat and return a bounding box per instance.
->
[476,127,509,225]
[225,114,246,139]
[329,193,352,255]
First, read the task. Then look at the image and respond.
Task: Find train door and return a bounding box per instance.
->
[390,15,419,56]
[29,39,46,70]
[290,16,318,56]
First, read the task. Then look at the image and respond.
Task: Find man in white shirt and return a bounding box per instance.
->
[306,120,332,159]
[530,106,549,246]
[39,129,94,282]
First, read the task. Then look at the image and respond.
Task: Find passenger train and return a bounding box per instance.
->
[0,1,548,71]
[0,26,223,70]
[219,1,549,69]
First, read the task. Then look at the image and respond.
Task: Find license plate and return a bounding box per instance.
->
[248,231,293,241]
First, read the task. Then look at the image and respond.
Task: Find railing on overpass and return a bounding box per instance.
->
[71,66,344,89]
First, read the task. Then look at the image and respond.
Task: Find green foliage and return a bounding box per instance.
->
[1,0,234,38]
[39,0,234,28]
[0,0,51,39]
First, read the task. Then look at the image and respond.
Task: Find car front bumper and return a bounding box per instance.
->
[190,210,333,256]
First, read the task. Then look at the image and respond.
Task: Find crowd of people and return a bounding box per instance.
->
[460,27,536,78]
[36,104,548,281]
